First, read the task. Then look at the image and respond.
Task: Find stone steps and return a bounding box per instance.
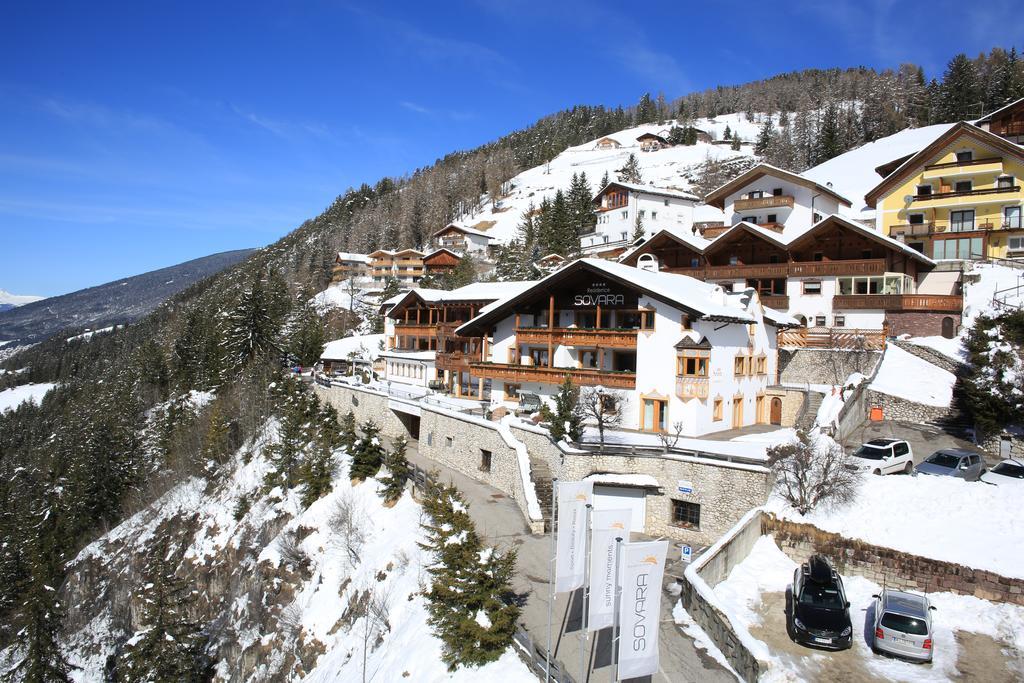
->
[529,455,554,531]
[796,392,823,431]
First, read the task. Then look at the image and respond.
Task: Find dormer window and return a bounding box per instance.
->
[956,150,973,163]
[749,190,764,199]
[772,188,783,196]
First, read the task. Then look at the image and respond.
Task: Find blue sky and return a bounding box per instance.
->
[1,1,1019,296]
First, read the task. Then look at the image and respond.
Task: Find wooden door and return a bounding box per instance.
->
[732,399,744,428]
[770,398,783,425]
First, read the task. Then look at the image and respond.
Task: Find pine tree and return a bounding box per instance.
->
[200,402,231,467]
[618,153,643,184]
[121,535,207,682]
[815,102,843,163]
[542,377,583,443]
[299,401,341,507]
[754,116,774,156]
[566,172,594,237]
[599,170,610,189]
[939,53,982,121]
[339,410,358,451]
[631,212,645,242]
[730,135,742,151]
[723,124,732,140]
[289,297,326,368]
[350,420,385,481]
[223,274,281,372]
[379,436,410,504]
[265,377,312,490]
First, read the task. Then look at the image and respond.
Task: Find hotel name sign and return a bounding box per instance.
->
[562,281,636,308]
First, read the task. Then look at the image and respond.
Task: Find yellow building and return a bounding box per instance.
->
[865,122,1024,261]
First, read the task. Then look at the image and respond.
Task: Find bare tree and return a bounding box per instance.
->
[580,387,624,450]
[329,490,369,566]
[767,430,860,514]
[354,583,393,683]
[658,420,686,452]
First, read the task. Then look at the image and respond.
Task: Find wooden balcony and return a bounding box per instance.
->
[912,185,1020,202]
[734,195,795,211]
[515,327,639,348]
[678,258,887,280]
[469,362,636,389]
[675,376,709,400]
[394,323,437,335]
[779,328,887,350]
[833,294,963,312]
[923,156,1002,172]
[436,351,474,372]
[760,295,790,309]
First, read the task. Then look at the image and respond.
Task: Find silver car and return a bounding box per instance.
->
[872,589,935,662]
[913,448,985,481]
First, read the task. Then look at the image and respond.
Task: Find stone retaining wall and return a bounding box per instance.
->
[865,389,953,423]
[892,339,963,374]
[313,382,408,435]
[779,348,881,386]
[763,515,1024,606]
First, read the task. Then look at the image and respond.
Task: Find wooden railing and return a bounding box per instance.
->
[435,351,472,371]
[832,294,963,311]
[924,156,1002,171]
[779,328,887,350]
[675,376,709,399]
[760,295,790,309]
[913,185,1020,201]
[734,195,795,211]
[668,259,887,280]
[469,362,636,389]
[515,327,639,348]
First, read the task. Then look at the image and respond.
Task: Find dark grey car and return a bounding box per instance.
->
[913,449,985,481]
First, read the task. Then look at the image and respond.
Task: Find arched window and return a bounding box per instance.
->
[941,317,956,339]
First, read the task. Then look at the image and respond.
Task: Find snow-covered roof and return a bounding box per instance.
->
[379,349,437,362]
[593,180,699,204]
[335,252,370,264]
[975,96,1024,123]
[703,162,853,209]
[368,248,426,258]
[619,226,711,265]
[457,258,755,337]
[321,334,385,361]
[433,223,494,240]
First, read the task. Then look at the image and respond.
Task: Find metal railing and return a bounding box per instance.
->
[572,440,768,468]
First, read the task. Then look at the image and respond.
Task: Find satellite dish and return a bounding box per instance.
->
[903,195,913,204]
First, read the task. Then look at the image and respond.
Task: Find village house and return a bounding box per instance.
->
[582,181,699,257]
[382,281,535,397]
[421,248,462,277]
[534,252,566,273]
[432,223,494,255]
[593,136,621,150]
[456,258,797,437]
[636,132,670,152]
[976,96,1024,144]
[330,251,371,284]
[368,248,426,285]
[865,121,1024,262]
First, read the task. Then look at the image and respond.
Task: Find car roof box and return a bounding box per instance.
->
[807,554,833,584]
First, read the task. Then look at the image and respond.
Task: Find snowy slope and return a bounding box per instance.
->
[0,382,55,412]
[54,421,536,682]
[870,344,955,407]
[0,289,44,309]
[459,116,767,245]
[804,123,956,217]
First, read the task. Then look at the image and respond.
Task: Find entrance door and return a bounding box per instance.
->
[941,317,956,339]
[756,395,766,424]
[592,485,646,533]
[732,398,744,428]
[770,398,783,425]
[641,398,667,432]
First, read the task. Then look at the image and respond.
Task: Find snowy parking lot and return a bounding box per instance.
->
[716,537,1024,682]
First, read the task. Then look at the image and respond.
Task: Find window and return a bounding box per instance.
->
[671,500,701,529]
[749,190,764,199]
[638,210,646,219]
[676,352,709,377]
[1005,206,1021,229]
[894,442,910,456]
[956,150,973,163]
[445,436,454,448]
[861,249,873,259]
[480,449,492,473]
[908,213,925,225]
[916,184,932,196]
[505,383,521,400]
[742,216,757,224]
[998,175,1015,189]
[755,356,767,374]
[713,398,723,421]
[954,180,973,193]
[664,199,669,206]
[815,315,827,326]
[803,281,822,295]
[812,212,823,223]
[933,236,983,260]
[766,214,777,223]
[507,347,517,364]
[950,209,975,232]
[734,355,746,376]
[729,254,739,265]
[651,211,658,219]
[813,252,824,261]
[621,210,628,220]
[1009,236,1024,252]
[640,310,655,330]
[681,313,692,330]
[908,241,925,253]
[773,187,783,196]
[834,315,846,327]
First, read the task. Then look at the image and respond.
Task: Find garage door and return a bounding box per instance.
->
[592,485,646,533]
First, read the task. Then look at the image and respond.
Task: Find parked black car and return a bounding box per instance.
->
[788,554,853,650]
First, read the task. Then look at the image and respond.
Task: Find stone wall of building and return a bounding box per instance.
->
[313,382,408,435]
[779,349,882,386]
[886,311,961,339]
[865,389,953,423]
[763,515,1024,606]
[765,388,805,428]
[979,430,1024,460]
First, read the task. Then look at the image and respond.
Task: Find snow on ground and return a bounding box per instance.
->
[714,535,1024,682]
[66,325,116,342]
[905,335,966,362]
[455,117,761,245]
[68,419,537,682]
[580,426,789,461]
[0,382,55,412]
[768,473,1024,580]
[869,344,954,407]
[320,333,385,362]
[803,123,956,218]
[814,373,867,430]
[671,600,741,681]
[0,289,44,307]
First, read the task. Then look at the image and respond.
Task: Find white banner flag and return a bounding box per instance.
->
[554,480,593,593]
[587,508,631,632]
[617,540,669,680]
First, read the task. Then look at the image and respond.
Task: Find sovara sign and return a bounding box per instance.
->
[559,281,636,308]
[618,540,669,679]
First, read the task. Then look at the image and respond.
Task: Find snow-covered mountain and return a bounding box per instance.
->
[0,289,44,313]
[459,114,768,244]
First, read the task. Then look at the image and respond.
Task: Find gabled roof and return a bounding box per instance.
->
[675,334,712,350]
[703,163,852,209]
[618,227,710,266]
[592,181,699,204]
[335,252,370,264]
[864,121,1024,208]
[594,136,621,146]
[384,281,536,317]
[456,258,754,337]
[636,132,669,143]
[432,223,494,240]
[700,221,789,256]
[786,215,935,266]
[536,252,565,263]
[422,248,462,262]
[976,96,1024,124]
[368,248,425,258]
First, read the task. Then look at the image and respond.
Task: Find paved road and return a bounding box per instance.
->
[397,440,736,683]
[839,419,991,466]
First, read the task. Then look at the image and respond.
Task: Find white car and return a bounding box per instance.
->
[850,438,915,475]
[981,458,1024,487]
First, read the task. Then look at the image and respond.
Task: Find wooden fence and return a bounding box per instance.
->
[779,327,887,350]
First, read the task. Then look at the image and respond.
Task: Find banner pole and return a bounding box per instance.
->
[611,536,623,683]
[579,503,592,681]
[545,478,558,683]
